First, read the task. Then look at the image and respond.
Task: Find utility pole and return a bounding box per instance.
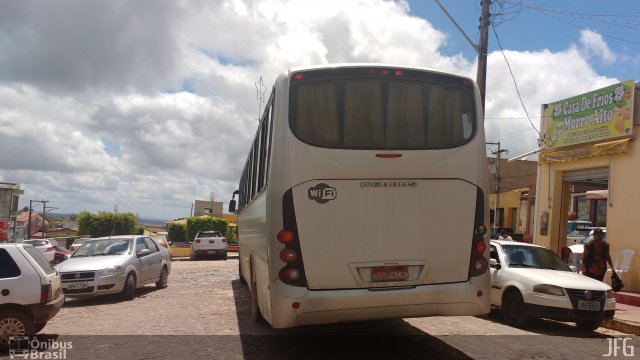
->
[434,0,491,113]
[27,199,48,239]
[487,142,508,227]
[476,0,491,114]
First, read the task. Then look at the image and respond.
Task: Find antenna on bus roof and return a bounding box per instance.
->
[255,76,267,121]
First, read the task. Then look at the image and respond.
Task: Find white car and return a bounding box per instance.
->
[191,231,228,260]
[489,240,616,331]
[567,228,607,273]
[22,239,57,262]
[0,243,65,342]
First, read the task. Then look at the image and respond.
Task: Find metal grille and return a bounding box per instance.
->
[565,288,605,301]
[61,272,96,280]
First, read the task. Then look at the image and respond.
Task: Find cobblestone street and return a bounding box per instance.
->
[4,256,635,359]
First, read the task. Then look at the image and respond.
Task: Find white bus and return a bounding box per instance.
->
[229,64,490,328]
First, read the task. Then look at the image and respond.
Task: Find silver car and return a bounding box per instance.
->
[57,235,171,300]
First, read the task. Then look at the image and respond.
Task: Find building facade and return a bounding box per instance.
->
[534,80,639,291]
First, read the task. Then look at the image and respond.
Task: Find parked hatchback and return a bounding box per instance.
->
[21,239,57,263]
[0,244,64,344]
[489,240,615,331]
[191,231,228,260]
[57,235,171,300]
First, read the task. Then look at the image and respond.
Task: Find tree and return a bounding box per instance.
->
[77,211,139,237]
[185,216,229,241]
[168,223,186,243]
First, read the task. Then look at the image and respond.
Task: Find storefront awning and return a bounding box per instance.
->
[540,139,630,164]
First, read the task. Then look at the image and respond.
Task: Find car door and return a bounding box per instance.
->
[135,237,152,283]
[0,248,36,305]
[143,237,163,281]
[489,244,503,305]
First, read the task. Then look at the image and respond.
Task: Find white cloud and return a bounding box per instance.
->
[0,0,622,219]
[578,29,616,65]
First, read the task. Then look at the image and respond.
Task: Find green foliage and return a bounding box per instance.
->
[168,223,186,243]
[185,216,229,241]
[77,211,140,238]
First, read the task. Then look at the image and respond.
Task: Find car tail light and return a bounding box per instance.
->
[278,190,308,287]
[469,187,489,278]
[222,239,227,243]
[40,284,52,304]
[195,239,201,244]
[47,247,54,252]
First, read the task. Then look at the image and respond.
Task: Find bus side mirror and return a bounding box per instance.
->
[229,199,237,213]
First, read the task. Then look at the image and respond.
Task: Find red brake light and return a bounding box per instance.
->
[476,241,487,254]
[280,249,298,263]
[277,230,295,244]
[293,73,304,80]
[47,247,54,252]
[40,284,52,304]
[281,267,300,283]
[195,239,201,244]
[381,69,390,75]
[394,70,403,76]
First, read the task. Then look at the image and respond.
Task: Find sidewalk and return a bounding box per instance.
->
[602,292,640,335]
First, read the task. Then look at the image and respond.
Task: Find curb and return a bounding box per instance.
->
[602,318,640,336]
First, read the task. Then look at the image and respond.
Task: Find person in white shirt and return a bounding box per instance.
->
[498,230,513,241]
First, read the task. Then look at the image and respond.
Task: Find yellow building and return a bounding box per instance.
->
[534,80,639,291]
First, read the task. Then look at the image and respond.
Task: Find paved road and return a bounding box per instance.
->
[3,257,639,359]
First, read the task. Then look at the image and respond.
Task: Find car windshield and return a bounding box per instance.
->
[568,229,591,237]
[73,239,132,257]
[503,245,570,271]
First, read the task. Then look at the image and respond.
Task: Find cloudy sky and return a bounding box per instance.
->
[0,0,638,220]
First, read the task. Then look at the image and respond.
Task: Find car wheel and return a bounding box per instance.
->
[251,281,265,323]
[0,310,34,345]
[156,267,169,289]
[122,273,136,300]
[576,319,602,331]
[223,252,228,261]
[33,322,47,334]
[502,291,530,328]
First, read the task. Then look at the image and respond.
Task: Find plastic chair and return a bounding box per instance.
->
[613,249,635,278]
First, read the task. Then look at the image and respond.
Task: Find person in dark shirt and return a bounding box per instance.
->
[582,228,613,281]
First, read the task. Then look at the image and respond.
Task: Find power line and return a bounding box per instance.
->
[490,23,541,137]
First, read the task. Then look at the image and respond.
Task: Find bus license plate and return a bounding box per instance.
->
[578,300,601,311]
[371,266,409,282]
[67,282,88,290]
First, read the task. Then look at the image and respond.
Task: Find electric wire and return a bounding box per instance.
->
[490,22,541,137]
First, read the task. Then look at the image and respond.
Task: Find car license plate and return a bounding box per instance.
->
[67,282,88,290]
[578,300,601,311]
[207,250,217,254]
[371,266,409,282]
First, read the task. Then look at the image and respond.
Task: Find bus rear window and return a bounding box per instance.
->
[290,69,476,150]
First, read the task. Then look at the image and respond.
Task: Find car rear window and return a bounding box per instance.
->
[197,231,223,238]
[23,246,56,274]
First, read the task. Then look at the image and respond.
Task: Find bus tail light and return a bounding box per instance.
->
[278,190,308,287]
[469,187,489,278]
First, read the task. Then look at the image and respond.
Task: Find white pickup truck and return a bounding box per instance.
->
[191,231,228,260]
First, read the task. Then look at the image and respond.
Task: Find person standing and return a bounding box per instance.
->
[498,230,513,241]
[582,228,614,281]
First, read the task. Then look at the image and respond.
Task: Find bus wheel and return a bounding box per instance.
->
[251,281,265,323]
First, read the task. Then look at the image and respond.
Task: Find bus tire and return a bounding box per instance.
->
[251,281,265,323]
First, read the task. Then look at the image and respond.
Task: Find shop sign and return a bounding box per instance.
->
[542,80,635,150]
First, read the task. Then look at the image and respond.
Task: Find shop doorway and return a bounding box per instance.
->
[560,167,609,249]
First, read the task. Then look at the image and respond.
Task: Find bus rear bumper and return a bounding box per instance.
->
[269,275,490,328]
